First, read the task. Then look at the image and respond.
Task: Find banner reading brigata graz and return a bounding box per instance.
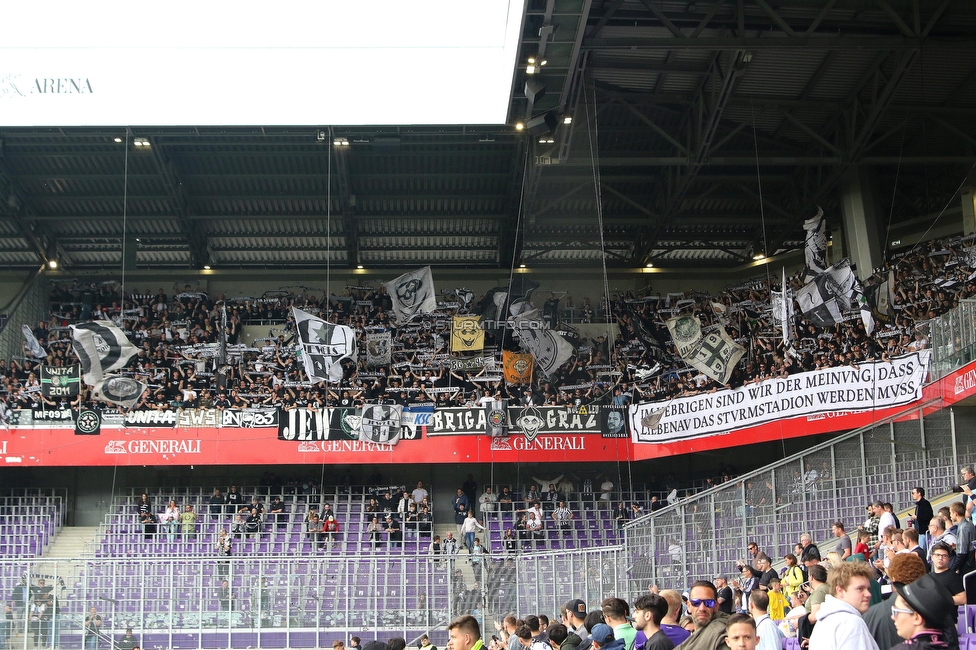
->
[630,351,931,443]
[425,405,605,438]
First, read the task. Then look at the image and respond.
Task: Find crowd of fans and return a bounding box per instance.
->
[429,470,976,650]
[438,479,970,650]
[439,555,957,650]
[0,233,973,414]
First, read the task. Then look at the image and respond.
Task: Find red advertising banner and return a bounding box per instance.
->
[2,358,973,466]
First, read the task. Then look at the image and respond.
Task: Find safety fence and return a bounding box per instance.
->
[1,546,626,650]
[623,401,976,593]
[930,298,976,380]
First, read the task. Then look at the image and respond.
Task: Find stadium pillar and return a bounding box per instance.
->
[962,188,976,235]
[123,232,138,272]
[838,167,884,275]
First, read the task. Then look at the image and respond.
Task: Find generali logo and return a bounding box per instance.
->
[955,368,976,396]
[104,440,201,455]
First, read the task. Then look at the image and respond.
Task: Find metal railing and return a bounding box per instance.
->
[623,401,975,594]
[929,298,976,380]
[0,546,625,650]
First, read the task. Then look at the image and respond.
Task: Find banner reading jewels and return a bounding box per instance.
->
[630,350,930,443]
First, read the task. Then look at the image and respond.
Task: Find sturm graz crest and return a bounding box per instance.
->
[360,404,402,445]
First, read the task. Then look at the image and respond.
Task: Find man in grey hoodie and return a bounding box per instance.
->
[808,563,879,650]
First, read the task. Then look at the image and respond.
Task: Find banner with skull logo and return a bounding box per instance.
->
[451,315,484,353]
[386,266,437,324]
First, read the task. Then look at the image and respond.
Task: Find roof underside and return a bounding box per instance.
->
[2,0,976,271]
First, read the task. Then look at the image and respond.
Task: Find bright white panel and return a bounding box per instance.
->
[0,1,526,126]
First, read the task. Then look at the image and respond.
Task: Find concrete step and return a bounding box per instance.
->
[42,526,99,559]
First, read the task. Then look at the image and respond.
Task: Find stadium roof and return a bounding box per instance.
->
[1,0,975,273]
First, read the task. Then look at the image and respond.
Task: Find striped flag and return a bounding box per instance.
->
[71,321,139,385]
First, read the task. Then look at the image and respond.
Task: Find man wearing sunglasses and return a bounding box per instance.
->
[673,581,731,650]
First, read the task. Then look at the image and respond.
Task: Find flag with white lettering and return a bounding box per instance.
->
[292,308,357,383]
[40,365,81,397]
[91,374,148,410]
[386,266,437,324]
[359,404,402,445]
[71,321,139,385]
[366,332,392,367]
[513,309,574,377]
[451,316,484,353]
[21,325,46,359]
[803,205,828,281]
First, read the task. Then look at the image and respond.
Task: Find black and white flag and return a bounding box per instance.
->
[292,308,357,383]
[771,267,793,346]
[665,314,703,359]
[802,206,828,282]
[71,321,139,385]
[92,375,147,410]
[667,314,744,385]
[686,327,746,385]
[359,403,403,445]
[796,258,875,334]
[478,277,540,330]
[21,325,46,359]
[513,309,575,377]
[387,266,437,324]
[218,304,228,366]
[366,332,392,367]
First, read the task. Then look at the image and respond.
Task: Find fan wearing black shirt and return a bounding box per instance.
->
[714,576,734,615]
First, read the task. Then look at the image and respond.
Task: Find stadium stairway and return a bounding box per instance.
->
[432,523,483,587]
[43,526,98,558]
